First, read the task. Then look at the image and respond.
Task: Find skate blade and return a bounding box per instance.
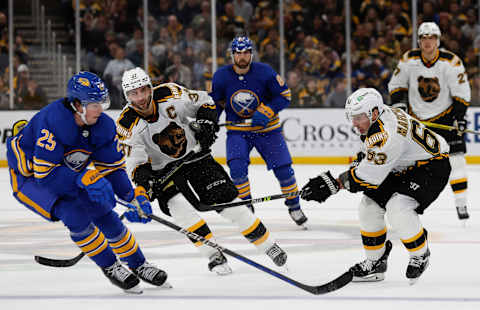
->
[124,284,143,294]
[352,273,385,282]
[299,223,308,230]
[408,278,419,285]
[212,264,233,276]
[159,281,173,289]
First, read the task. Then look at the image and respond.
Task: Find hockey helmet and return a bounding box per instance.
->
[345,88,385,131]
[418,22,441,47]
[67,71,110,110]
[122,67,152,105]
[230,36,254,64]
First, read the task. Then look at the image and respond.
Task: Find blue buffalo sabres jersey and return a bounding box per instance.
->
[210,62,291,132]
[7,99,130,199]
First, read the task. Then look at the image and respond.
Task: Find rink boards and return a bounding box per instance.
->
[1,108,480,165]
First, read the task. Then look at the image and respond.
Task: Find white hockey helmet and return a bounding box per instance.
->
[345,88,385,127]
[121,67,152,105]
[418,22,441,47]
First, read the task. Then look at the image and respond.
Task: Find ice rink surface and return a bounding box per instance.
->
[1,164,480,310]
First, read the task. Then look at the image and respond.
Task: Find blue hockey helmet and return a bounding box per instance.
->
[67,71,110,110]
[231,36,253,54]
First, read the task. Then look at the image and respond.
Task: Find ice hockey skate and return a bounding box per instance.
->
[350,240,393,282]
[288,207,308,228]
[131,261,172,288]
[456,206,470,220]
[208,251,233,275]
[102,261,142,294]
[265,243,288,267]
[406,248,430,285]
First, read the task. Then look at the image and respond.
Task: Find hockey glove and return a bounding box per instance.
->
[77,169,115,207]
[251,103,274,128]
[454,118,467,136]
[301,171,340,203]
[125,186,152,223]
[189,119,218,151]
[132,162,155,197]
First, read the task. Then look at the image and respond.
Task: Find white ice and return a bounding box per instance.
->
[1,165,480,310]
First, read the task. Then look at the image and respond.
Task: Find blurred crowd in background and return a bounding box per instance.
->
[0,0,480,110]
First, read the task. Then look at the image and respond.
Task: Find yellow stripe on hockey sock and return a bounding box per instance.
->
[75,227,100,246]
[252,230,270,245]
[109,230,131,248]
[188,219,206,232]
[87,239,109,257]
[242,218,261,236]
[450,178,467,185]
[360,227,387,237]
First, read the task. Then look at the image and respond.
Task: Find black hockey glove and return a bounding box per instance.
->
[189,119,218,151]
[132,163,155,194]
[454,118,467,136]
[301,171,340,203]
[350,151,365,169]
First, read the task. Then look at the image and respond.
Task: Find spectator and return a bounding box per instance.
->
[286,70,303,105]
[325,77,347,108]
[103,44,135,108]
[165,53,192,87]
[298,78,325,107]
[233,0,254,25]
[15,64,47,110]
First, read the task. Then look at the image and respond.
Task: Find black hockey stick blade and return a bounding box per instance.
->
[118,199,352,295]
[197,190,305,212]
[34,213,126,268]
[34,252,85,267]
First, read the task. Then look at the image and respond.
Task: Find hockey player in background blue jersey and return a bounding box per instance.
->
[210,36,308,227]
[6,71,169,294]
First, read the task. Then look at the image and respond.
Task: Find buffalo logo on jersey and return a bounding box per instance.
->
[64,150,91,171]
[417,76,440,102]
[152,122,187,158]
[230,90,260,118]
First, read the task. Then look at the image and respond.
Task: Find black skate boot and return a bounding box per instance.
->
[288,207,308,227]
[208,251,232,275]
[456,206,470,220]
[131,261,171,288]
[102,261,141,294]
[350,240,393,282]
[265,243,288,267]
[406,248,431,285]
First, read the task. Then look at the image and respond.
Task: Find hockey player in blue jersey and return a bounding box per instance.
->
[6,71,169,294]
[210,36,308,227]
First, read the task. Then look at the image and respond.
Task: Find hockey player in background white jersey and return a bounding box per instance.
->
[116,67,288,275]
[388,22,471,221]
[301,88,451,285]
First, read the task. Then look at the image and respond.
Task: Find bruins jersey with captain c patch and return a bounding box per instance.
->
[116,83,216,177]
[388,48,470,120]
[348,106,449,191]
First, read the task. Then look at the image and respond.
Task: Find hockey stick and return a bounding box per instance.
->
[421,121,480,135]
[33,146,202,268]
[218,120,251,127]
[34,213,126,267]
[116,199,353,295]
[196,190,305,212]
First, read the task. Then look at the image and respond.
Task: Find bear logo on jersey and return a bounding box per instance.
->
[152,122,187,158]
[230,90,260,118]
[417,76,440,102]
[64,150,90,171]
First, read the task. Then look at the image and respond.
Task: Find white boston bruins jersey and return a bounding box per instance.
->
[116,83,213,177]
[353,107,449,188]
[388,48,470,120]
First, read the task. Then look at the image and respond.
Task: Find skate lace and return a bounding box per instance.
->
[357,259,375,271]
[409,255,426,268]
[289,209,305,221]
[266,244,282,259]
[105,262,131,282]
[136,262,159,281]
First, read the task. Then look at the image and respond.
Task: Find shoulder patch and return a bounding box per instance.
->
[407,49,421,59]
[153,83,183,103]
[116,107,141,140]
[365,120,388,149]
[439,50,454,61]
